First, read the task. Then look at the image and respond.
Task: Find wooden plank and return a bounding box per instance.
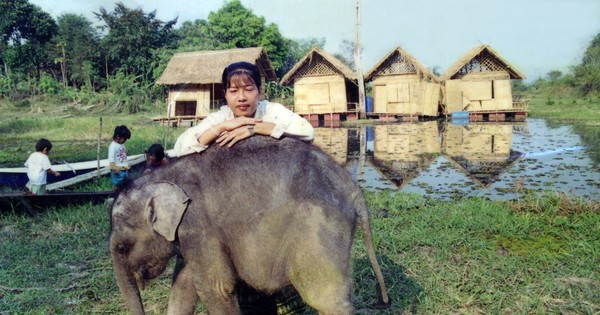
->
[46,168,111,190]
[47,154,145,191]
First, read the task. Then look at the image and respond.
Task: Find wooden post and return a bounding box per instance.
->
[97,117,102,179]
[355,0,366,119]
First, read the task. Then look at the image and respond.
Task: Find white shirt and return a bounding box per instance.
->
[173,100,314,157]
[108,141,128,167]
[24,152,52,185]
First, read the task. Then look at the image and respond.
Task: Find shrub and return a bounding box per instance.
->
[106,71,150,114]
[264,81,293,105]
[0,75,15,97]
[38,74,63,95]
[14,99,31,108]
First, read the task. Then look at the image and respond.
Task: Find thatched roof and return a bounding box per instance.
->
[364,47,440,83]
[280,47,357,85]
[441,45,525,81]
[156,47,277,85]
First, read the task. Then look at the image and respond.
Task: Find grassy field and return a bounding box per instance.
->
[0,192,598,314]
[528,93,600,126]
[0,97,183,167]
[0,94,599,313]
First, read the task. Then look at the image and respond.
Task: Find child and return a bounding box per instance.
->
[108,125,131,186]
[143,143,169,173]
[24,138,61,195]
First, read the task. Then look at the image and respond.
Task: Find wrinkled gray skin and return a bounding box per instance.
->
[109,136,389,315]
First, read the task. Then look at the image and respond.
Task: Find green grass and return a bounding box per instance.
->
[529,94,600,126]
[1,192,598,314]
[0,98,182,166]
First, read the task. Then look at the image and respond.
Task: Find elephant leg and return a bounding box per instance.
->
[194,270,241,315]
[289,241,354,314]
[167,260,199,315]
[187,240,241,315]
[295,276,353,315]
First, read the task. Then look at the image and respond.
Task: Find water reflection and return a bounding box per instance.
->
[313,128,348,165]
[312,119,600,201]
[370,122,441,188]
[443,123,522,187]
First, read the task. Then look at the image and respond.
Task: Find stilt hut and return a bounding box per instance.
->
[280,47,358,122]
[441,45,528,121]
[155,47,276,126]
[364,47,441,119]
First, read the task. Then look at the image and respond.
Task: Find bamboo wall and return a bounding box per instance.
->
[167,84,212,117]
[371,75,440,116]
[444,72,513,114]
[293,75,349,114]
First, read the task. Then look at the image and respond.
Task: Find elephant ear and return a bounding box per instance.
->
[141,181,191,241]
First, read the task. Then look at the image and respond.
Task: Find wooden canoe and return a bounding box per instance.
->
[0,154,145,189]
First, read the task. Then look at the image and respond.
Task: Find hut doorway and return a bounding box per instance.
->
[211,86,226,112]
[175,101,197,116]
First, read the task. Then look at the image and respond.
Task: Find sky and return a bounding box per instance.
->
[30,0,600,82]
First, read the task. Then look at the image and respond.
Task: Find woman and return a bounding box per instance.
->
[173,61,314,157]
[173,61,313,314]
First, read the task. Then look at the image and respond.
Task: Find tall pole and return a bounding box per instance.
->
[354,0,366,119]
[97,117,102,180]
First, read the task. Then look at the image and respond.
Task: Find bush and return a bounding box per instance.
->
[14,99,31,108]
[106,71,150,114]
[0,75,15,97]
[264,81,293,105]
[38,74,63,95]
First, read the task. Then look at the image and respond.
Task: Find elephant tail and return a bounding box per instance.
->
[354,191,391,308]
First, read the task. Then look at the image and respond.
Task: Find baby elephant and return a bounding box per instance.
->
[109,136,389,314]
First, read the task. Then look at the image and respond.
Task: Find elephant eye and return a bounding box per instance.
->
[116,244,129,254]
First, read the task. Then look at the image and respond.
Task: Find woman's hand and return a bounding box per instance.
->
[216,125,255,147]
[198,117,263,147]
[219,116,261,133]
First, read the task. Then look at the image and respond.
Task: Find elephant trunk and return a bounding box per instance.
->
[113,256,145,315]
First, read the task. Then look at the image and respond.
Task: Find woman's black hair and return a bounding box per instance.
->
[221,61,262,91]
[35,138,52,152]
[145,143,165,161]
[112,125,131,140]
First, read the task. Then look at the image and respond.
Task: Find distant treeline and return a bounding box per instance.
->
[1,0,599,112]
[0,0,338,111]
[514,32,600,98]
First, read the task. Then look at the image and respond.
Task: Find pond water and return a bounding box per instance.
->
[312,118,600,201]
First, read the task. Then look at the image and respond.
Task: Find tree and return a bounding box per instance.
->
[95,2,177,82]
[546,70,563,82]
[52,14,101,88]
[336,39,357,69]
[174,19,228,51]
[283,37,326,73]
[430,66,442,77]
[0,0,57,78]
[574,32,600,94]
[207,0,290,75]
[289,38,326,60]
